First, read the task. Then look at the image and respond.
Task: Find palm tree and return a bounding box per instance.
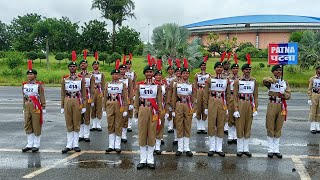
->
[91,0,135,52]
[144,23,203,70]
[299,30,320,69]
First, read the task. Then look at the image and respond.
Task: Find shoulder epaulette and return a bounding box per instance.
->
[22,82,27,85]
[36,81,43,84]
[62,74,69,78]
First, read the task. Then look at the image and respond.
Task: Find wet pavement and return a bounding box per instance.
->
[0,86,319,179]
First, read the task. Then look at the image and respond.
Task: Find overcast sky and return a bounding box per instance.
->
[1,0,320,42]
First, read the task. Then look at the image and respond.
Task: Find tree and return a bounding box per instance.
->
[206,32,238,56]
[9,13,42,51]
[91,0,135,52]
[144,23,202,69]
[289,31,304,43]
[299,30,320,69]
[115,26,142,54]
[0,21,11,51]
[80,20,110,52]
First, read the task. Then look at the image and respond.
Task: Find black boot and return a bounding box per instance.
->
[172,140,178,145]
[115,149,121,153]
[155,150,162,155]
[22,147,32,152]
[216,151,225,157]
[267,153,274,158]
[148,163,155,169]
[90,128,96,131]
[197,130,202,134]
[311,130,317,134]
[74,147,81,152]
[243,152,252,157]
[121,139,127,143]
[84,138,90,142]
[168,129,174,133]
[62,148,71,154]
[161,140,165,145]
[274,153,283,159]
[137,163,146,170]
[97,128,102,131]
[236,152,243,157]
[175,151,182,156]
[208,151,214,157]
[127,128,132,132]
[32,147,39,153]
[105,148,114,153]
[79,137,84,142]
[186,151,193,157]
[201,130,207,134]
[227,139,233,144]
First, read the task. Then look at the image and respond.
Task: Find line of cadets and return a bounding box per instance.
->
[25,50,320,170]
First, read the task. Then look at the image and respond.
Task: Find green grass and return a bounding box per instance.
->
[0,56,313,90]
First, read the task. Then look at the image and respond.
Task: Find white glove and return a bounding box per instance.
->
[129,105,134,110]
[103,111,107,116]
[192,113,196,118]
[81,108,86,114]
[165,113,169,118]
[204,109,208,115]
[23,110,25,114]
[60,108,64,114]
[168,107,172,112]
[134,118,138,124]
[233,111,240,118]
[42,109,46,114]
[252,111,258,117]
[308,100,312,106]
[172,112,175,117]
[226,110,229,116]
[132,96,135,100]
[123,111,128,117]
[91,103,94,107]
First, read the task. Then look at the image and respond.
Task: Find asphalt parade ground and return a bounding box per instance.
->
[0,86,319,180]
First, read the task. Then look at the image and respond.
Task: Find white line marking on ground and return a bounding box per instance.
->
[22,152,84,179]
[291,156,312,180]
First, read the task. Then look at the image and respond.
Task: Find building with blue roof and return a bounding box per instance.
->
[185,15,320,49]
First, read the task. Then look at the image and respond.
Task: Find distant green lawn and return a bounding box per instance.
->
[0,55,313,90]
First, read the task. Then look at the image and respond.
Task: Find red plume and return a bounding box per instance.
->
[147,54,152,66]
[123,55,126,65]
[115,59,120,70]
[168,58,172,67]
[203,56,208,63]
[246,54,251,65]
[83,50,87,59]
[129,53,132,60]
[157,59,162,71]
[28,60,32,70]
[234,53,238,64]
[227,52,232,60]
[72,51,77,62]
[175,59,181,68]
[94,52,98,61]
[183,58,188,69]
[151,57,156,65]
[220,52,227,62]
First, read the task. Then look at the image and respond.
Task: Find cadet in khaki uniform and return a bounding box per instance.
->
[103,60,128,153]
[165,59,176,133]
[22,60,46,153]
[233,56,258,157]
[222,54,231,134]
[172,58,197,156]
[194,56,210,134]
[263,65,291,158]
[166,59,182,144]
[125,53,137,132]
[227,57,240,144]
[91,52,106,132]
[154,60,167,154]
[135,60,163,170]
[61,53,86,154]
[119,57,133,143]
[204,61,230,157]
[78,59,95,142]
[307,66,320,133]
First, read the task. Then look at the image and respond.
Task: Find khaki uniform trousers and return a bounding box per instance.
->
[228,95,236,127]
[64,98,81,132]
[196,88,207,120]
[309,93,320,122]
[83,101,91,125]
[208,97,226,138]
[156,113,165,139]
[106,101,122,136]
[24,102,41,136]
[91,89,103,119]
[175,103,192,138]
[236,100,253,139]
[138,107,157,146]
[266,102,285,138]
